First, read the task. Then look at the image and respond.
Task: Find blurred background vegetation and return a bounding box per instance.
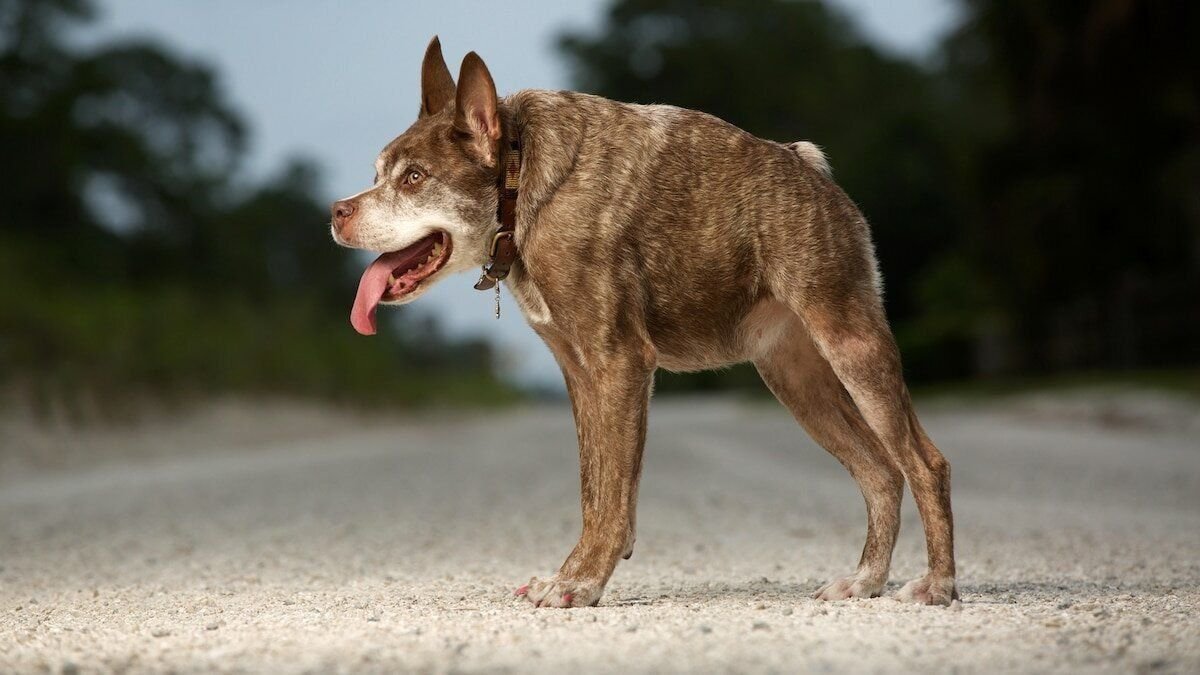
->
[1,0,1196,410]
[0,0,509,414]
[557,0,1198,392]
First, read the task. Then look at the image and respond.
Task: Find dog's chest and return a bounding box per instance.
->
[505,271,553,326]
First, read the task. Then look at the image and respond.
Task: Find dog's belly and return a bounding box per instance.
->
[645,301,751,373]
[655,351,744,373]
[651,299,793,373]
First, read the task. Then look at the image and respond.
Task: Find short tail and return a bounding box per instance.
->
[787,141,832,178]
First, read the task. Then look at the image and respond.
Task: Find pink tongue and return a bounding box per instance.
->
[350,250,411,336]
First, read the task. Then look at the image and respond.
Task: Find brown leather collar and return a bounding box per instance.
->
[474,136,521,291]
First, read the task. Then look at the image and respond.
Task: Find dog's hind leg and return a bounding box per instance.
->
[753,308,903,600]
[781,289,958,605]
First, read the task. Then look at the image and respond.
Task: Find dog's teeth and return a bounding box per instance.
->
[388,274,397,285]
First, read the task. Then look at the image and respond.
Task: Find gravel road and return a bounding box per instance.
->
[2,393,1198,673]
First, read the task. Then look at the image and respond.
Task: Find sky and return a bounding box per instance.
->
[84,0,960,389]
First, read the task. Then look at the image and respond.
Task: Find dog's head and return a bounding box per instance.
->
[331,37,505,335]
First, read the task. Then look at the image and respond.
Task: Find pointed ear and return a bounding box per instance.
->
[419,36,455,118]
[454,52,501,165]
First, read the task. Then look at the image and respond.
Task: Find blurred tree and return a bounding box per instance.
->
[943,0,1200,372]
[560,0,973,386]
[0,0,508,409]
[1,0,244,283]
[564,0,1199,387]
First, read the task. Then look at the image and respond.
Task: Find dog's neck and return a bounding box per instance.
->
[469,100,556,325]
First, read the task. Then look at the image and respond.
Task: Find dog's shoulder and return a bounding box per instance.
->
[505,89,682,204]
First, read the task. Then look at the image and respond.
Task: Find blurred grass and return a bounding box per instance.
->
[658,362,1200,404]
[909,369,1200,402]
[0,268,515,421]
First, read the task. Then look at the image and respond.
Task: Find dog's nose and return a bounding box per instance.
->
[331,200,356,231]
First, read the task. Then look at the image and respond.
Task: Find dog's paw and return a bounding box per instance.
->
[515,575,603,608]
[895,574,958,606]
[812,571,886,601]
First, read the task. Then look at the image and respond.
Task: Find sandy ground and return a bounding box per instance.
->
[1,392,1198,673]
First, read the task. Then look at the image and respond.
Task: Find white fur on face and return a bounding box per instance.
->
[331,155,497,303]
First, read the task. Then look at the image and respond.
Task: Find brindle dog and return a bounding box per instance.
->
[331,37,957,608]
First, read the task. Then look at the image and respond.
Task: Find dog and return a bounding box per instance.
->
[330,37,957,608]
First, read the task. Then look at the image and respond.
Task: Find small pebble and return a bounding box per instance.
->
[782,608,794,616]
[151,629,171,638]
[753,621,770,631]
[205,622,220,631]
[949,600,963,612]
[699,625,712,634]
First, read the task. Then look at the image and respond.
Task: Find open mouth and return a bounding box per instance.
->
[350,230,452,335]
[379,231,450,301]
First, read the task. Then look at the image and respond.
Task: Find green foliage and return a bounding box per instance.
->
[0,259,505,407]
[941,0,1200,371]
[0,0,511,407]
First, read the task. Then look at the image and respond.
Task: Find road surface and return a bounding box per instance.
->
[2,394,1198,672]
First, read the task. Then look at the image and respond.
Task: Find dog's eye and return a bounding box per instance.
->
[405,169,424,185]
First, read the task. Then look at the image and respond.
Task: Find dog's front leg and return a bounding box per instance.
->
[519,352,653,608]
